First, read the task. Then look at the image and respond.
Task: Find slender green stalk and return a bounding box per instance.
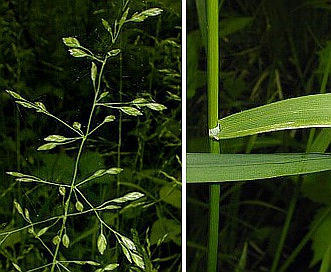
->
[319,44,331,94]
[115,34,123,262]
[270,183,299,272]
[208,184,220,271]
[51,57,109,272]
[207,2,219,129]
[207,0,220,270]
[51,138,86,272]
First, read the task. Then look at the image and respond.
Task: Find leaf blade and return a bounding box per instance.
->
[217,94,331,140]
[187,153,331,183]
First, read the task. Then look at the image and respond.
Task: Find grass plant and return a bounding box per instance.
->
[187,0,331,270]
[1,2,181,271]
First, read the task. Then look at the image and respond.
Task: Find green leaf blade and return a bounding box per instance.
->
[187,153,331,183]
[217,94,331,140]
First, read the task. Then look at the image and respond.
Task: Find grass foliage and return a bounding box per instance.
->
[1,1,181,271]
[188,0,331,271]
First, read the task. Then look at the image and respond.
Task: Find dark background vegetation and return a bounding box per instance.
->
[187,0,331,271]
[0,0,181,271]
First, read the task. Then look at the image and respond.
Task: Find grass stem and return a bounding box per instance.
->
[270,182,299,272]
[207,0,220,270]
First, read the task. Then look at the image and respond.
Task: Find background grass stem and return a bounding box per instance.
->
[270,182,299,272]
